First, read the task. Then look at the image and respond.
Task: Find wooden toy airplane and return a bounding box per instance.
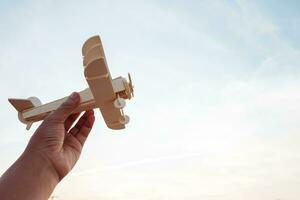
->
[8,35,134,130]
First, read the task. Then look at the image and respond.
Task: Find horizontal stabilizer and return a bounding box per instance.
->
[8,98,34,112]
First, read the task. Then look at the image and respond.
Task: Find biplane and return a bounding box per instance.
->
[8,35,134,130]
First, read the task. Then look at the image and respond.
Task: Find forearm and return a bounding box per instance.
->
[0,150,59,200]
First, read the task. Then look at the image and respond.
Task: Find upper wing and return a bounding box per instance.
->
[84,58,115,104]
[83,36,126,130]
[82,35,103,57]
[82,35,107,67]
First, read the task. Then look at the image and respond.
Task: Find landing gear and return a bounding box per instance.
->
[119,115,130,125]
[18,96,42,130]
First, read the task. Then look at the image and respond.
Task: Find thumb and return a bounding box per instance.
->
[50,92,80,122]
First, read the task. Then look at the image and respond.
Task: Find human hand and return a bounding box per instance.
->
[0,92,95,200]
[25,92,95,180]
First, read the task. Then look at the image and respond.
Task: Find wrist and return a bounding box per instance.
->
[20,149,60,191]
[0,149,60,200]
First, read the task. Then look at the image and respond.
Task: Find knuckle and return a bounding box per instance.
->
[57,102,76,114]
[44,115,63,123]
[62,101,75,109]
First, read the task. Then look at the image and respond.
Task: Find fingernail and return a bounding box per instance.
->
[70,92,78,100]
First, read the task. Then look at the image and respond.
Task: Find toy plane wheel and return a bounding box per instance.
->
[119,115,130,125]
[114,97,126,109]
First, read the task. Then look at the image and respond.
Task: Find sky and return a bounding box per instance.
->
[0,0,300,199]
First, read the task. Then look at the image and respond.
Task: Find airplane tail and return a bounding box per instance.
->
[8,98,35,112]
[8,97,42,130]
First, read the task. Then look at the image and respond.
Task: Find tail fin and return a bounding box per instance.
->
[8,98,35,112]
[8,98,40,130]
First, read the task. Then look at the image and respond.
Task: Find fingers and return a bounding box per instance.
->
[64,112,80,131]
[76,113,95,145]
[69,110,93,134]
[69,110,95,146]
[51,92,80,122]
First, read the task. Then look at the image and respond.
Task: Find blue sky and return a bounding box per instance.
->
[0,0,300,199]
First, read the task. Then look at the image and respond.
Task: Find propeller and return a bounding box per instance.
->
[128,73,134,97]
